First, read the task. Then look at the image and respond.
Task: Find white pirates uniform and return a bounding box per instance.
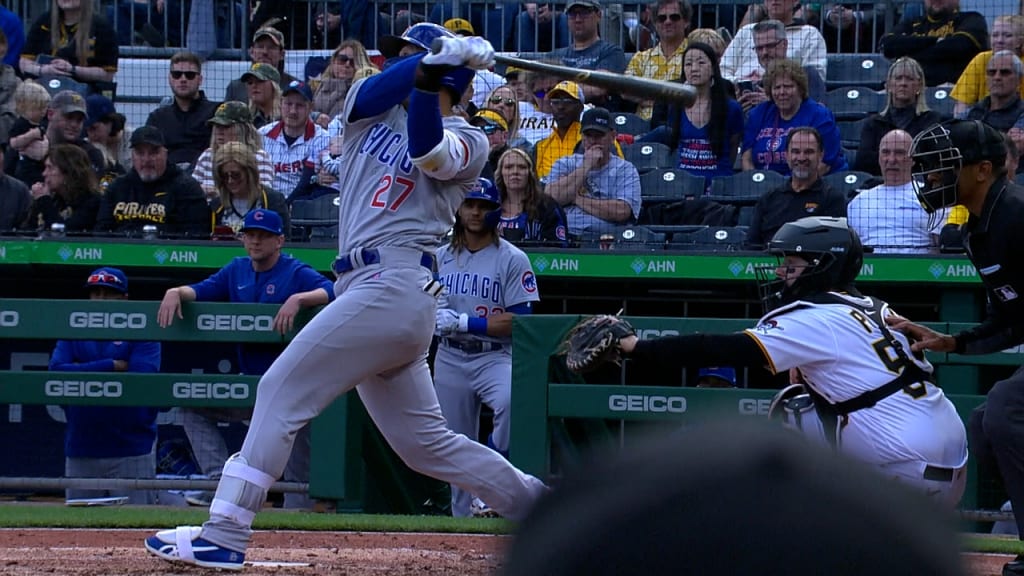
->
[259,119,330,199]
[747,292,968,504]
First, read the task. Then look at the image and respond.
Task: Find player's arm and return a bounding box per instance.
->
[273,288,331,336]
[621,332,772,373]
[348,53,424,122]
[127,341,162,373]
[407,67,476,180]
[442,303,534,338]
[157,285,198,328]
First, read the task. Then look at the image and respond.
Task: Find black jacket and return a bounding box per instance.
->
[954,178,1024,355]
[95,163,210,237]
[24,188,101,232]
[853,109,948,175]
[746,178,848,249]
[879,10,989,86]
[0,173,30,230]
[145,92,220,167]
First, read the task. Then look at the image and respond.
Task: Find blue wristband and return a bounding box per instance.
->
[467,317,488,335]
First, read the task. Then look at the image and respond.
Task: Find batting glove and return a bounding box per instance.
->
[435,308,465,336]
[423,36,495,70]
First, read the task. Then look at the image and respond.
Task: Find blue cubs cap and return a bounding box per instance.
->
[282,80,314,102]
[465,177,500,207]
[85,267,128,293]
[241,208,284,235]
[697,366,737,386]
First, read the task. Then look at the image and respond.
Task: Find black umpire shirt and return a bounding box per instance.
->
[955,177,1024,354]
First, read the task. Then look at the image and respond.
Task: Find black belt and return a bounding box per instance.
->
[923,464,956,482]
[332,249,435,275]
[441,338,504,354]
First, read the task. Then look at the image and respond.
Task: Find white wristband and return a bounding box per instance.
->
[457,313,469,333]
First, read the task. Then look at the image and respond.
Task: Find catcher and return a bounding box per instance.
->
[561,216,967,506]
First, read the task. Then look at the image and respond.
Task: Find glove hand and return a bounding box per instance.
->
[422,36,495,70]
[559,314,636,373]
[435,308,464,336]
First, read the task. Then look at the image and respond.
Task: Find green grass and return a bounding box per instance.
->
[962,534,1024,555]
[0,503,513,534]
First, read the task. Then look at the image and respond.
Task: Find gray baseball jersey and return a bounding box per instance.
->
[337,78,488,253]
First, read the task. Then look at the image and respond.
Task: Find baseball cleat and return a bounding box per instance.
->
[144,525,245,571]
[470,497,500,518]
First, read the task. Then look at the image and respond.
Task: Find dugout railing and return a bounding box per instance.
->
[509,315,1021,518]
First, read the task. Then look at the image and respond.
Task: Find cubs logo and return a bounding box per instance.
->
[522,271,537,293]
[266,284,276,295]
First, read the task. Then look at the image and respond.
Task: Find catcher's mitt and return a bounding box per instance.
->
[558,314,636,373]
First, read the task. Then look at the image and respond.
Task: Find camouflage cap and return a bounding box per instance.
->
[252,27,285,47]
[208,101,253,126]
[49,90,88,116]
[241,62,281,84]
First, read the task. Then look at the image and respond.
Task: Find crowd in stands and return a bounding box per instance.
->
[0,0,1021,254]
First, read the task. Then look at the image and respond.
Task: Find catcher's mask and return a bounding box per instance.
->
[755,216,863,313]
[767,384,831,446]
[910,120,1006,227]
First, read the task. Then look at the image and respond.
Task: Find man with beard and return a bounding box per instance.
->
[145,51,220,169]
[880,0,989,86]
[745,127,848,249]
[94,126,210,237]
[15,91,105,186]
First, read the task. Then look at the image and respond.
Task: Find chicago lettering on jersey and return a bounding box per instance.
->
[358,123,414,174]
[440,271,502,304]
[112,201,167,223]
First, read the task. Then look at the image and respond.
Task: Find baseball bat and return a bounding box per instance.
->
[429,39,697,104]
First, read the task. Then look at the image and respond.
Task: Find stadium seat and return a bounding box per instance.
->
[610,112,650,136]
[290,194,340,242]
[707,170,785,204]
[581,225,666,249]
[623,142,675,174]
[838,119,865,151]
[737,205,756,227]
[640,168,707,202]
[926,86,955,118]
[824,170,875,199]
[825,53,889,91]
[668,226,748,251]
[820,87,886,121]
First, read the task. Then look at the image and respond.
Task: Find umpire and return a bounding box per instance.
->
[890,119,1024,576]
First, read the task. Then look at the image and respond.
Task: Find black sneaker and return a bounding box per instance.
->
[1004,555,1024,576]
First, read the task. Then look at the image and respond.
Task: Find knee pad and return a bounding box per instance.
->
[209,453,276,527]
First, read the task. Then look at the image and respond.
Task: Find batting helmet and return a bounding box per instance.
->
[910,119,1007,215]
[379,23,475,98]
[465,177,502,229]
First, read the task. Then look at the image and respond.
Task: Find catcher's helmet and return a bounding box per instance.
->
[465,177,502,229]
[755,216,863,312]
[910,119,1007,215]
[379,23,476,98]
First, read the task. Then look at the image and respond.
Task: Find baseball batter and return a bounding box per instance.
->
[434,178,540,517]
[617,217,967,505]
[146,24,548,570]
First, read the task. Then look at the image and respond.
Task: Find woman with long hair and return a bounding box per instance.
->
[209,141,289,235]
[494,147,567,245]
[84,93,128,189]
[242,63,281,129]
[20,0,118,88]
[485,84,530,149]
[312,40,376,128]
[667,42,744,183]
[193,101,275,200]
[24,143,100,231]
[854,57,946,175]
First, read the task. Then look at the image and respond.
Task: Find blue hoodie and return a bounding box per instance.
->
[742,98,848,176]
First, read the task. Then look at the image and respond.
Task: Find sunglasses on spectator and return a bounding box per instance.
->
[220,170,245,182]
[987,68,1015,76]
[489,96,516,106]
[170,70,199,80]
[334,54,354,64]
[548,97,577,106]
[480,124,505,135]
[87,272,123,285]
[656,13,683,22]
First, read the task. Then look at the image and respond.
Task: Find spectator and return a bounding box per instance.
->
[242,63,281,129]
[495,147,568,245]
[719,0,827,85]
[51,267,161,505]
[695,366,737,388]
[311,40,373,129]
[469,108,511,180]
[210,142,289,235]
[536,80,586,179]
[145,51,220,169]
[957,51,1024,145]
[847,129,943,254]
[879,0,989,86]
[156,208,334,509]
[483,86,531,150]
[223,27,298,104]
[553,0,628,109]
[952,15,1024,115]
[108,0,187,48]
[746,127,848,248]
[803,3,886,54]
[0,145,30,230]
[517,68,559,145]
[624,0,691,121]
[504,66,530,102]
[510,3,569,52]
[686,28,727,59]
[544,107,642,237]
[854,57,947,175]
[312,4,343,49]
[741,60,848,176]
[84,93,130,189]
[193,101,275,200]
[24,144,101,232]
[16,91,106,187]
[734,20,826,115]
[95,126,210,237]
[0,5,24,68]
[0,30,20,144]
[20,0,119,91]
[259,81,329,201]
[6,82,49,185]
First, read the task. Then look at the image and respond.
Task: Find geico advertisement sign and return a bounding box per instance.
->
[173,382,251,399]
[0,310,18,327]
[608,394,687,413]
[69,311,147,329]
[46,380,123,397]
[738,398,772,416]
[196,314,274,332]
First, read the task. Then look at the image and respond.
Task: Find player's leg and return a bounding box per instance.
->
[358,356,548,522]
[112,452,158,505]
[433,346,482,517]
[476,352,513,454]
[65,457,108,502]
[282,424,312,510]
[180,408,231,479]
[978,366,1024,541]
